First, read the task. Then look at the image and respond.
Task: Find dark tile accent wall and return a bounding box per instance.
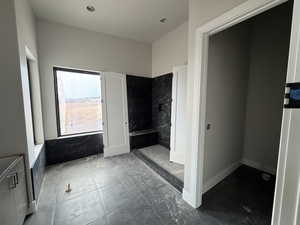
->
[45,133,103,165]
[152,73,173,149]
[126,75,153,132]
[31,145,46,201]
[130,132,158,150]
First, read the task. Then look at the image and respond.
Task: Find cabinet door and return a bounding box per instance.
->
[14,160,28,225]
[0,174,18,225]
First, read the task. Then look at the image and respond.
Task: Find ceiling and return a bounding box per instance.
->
[29,0,189,43]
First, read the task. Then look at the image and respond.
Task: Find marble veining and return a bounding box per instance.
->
[152,73,173,149]
[45,133,103,165]
[126,75,152,133]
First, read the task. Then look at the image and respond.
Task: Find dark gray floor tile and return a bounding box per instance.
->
[25,153,274,225]
[107,209,138,225]
[56,176,97,203]
[86,216,108,225]
[24,205,56,225]
[54,190,104,225]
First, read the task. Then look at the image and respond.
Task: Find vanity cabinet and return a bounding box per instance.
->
[0,156,28,225]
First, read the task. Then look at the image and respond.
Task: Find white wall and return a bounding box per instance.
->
[242,3,292,174]
[14,0,45,168]
[204,23,251,184]
[37,20,152,140]
[0,0,27,157]
[152,22,188,77]
[0,0,42,211]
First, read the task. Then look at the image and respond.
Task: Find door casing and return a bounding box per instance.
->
[170,65,187,165]
[183,0,300,225]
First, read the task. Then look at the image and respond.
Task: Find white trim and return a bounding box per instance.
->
[170,65,187,165]
[186,0,291,222]
[273,1,300,223]
[170,68,178,158]
[27,200,37,214]
[101,74,109,148]
[104,145,130,158]
[29,144,44,168]
[202,161,241,194]
[241,158,277,175]
[182,189,198,208]
[25,46,36,61]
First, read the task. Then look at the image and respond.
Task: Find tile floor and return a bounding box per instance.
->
[136,145,184,181]
[24,153,274,225]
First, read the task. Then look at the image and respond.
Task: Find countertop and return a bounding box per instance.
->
[0,155,23,183]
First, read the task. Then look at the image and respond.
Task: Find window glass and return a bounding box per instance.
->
[55,68,102,136]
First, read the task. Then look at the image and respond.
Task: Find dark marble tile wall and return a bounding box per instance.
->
[152,73,173,149]
[45,133,103,165]
[31,145,46,201]
[130,132,158,150]
[126,75,153,132]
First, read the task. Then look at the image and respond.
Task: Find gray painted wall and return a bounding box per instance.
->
[185,0,249,191]
[204,23,251,183]
[0,0,27,158]
[0,0,45,209]
[243,3,292,174]
[204,3,292,185]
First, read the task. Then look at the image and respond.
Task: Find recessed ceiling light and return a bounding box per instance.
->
[160,18,167,23]
[86,5,96,12]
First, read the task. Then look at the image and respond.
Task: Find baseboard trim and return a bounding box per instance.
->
[183,189,199,208]
[241,158,277,175]
[27,200,37,215]
[202,161,241,194]
[169,153,185,165]
[104,145,130,157]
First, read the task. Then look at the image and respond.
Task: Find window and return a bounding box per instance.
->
[26,58,37,144]
[54,67,103,136]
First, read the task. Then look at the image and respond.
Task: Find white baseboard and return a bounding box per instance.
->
[27,200,37,215]
[183,188,200,208]
[170,152,185,165]
[241,158,277,175]
[184,159,276,208]
[202,161,241,194]
[104,145,130,157]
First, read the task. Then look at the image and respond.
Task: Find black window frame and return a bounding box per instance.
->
[53,67,102,137]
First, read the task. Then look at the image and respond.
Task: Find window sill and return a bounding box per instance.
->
[30,143,44,168]
[57,131,103,140]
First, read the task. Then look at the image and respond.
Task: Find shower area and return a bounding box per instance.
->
[126,73,184,191]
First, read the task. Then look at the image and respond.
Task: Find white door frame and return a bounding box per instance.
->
[170,65,187,164]
[184,0,300,224]
[101,73,108,150]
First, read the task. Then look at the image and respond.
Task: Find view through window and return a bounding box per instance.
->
[54,68,103,136]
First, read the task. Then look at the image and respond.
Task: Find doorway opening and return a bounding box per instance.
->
[197,1,293,224]
[127,69,187,192]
